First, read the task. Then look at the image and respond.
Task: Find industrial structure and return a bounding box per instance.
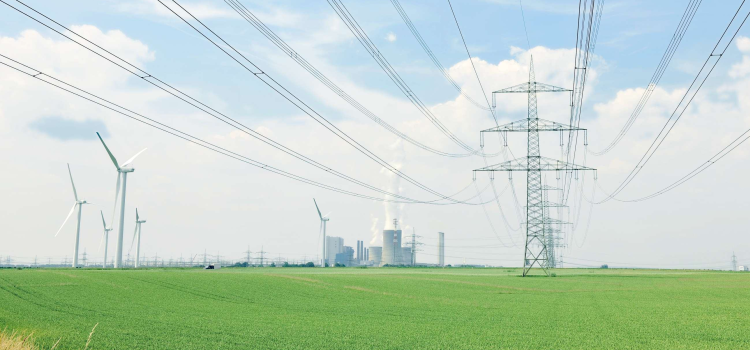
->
[438,232,445,267]
[473,58,596,276]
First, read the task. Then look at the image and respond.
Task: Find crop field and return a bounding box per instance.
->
[0,268,749,349]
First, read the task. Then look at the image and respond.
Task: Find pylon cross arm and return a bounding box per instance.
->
[493,82,571,94]
[473,156,596,172]
[481,118,586,133]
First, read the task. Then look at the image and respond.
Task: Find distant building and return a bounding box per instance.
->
[335,246,355,266]
[382,229,402,266]
[369,246,382,266]
[326,236,344,265]
[356,240,364,262]
[739,265,748,271]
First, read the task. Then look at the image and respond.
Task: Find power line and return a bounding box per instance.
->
[447,0,497,125]
[389,0,491,111]
[593,1,750,204]
[589,0,702,156]
[519,0,532,51]
[599,115,750,202]
[2,0,484,206]
[0,53,493,206]
[159,0,485,205]
[224,0,487,158]
[563,0,604,205]
[327,0,491,156]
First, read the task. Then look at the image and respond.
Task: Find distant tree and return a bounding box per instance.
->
[270,262,276,267]
[600,264,609,269]
[305,262,315,267]
[282,262,290,267]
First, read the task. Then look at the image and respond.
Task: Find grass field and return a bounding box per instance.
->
[0,267,748,349]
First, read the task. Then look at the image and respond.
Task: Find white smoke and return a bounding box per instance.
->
[369,215,380,245]
[381,139,406,232]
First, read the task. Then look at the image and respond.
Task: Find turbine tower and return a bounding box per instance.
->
[130,208,147,268]
[313,199,330,267]
[474,57,596,276]
[96,132,147,268]
[99,210,113,268]
[55,164,90,268]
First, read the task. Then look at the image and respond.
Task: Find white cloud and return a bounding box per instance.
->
[385,32,397,42]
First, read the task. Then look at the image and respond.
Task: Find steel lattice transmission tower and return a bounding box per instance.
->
[474,57,597,276]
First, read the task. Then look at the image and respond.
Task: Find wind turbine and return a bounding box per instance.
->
[313,199,330,268]
[55,164,90,268]
[99,210,112,268]
[129,208,147,268]
[96,132,147,268]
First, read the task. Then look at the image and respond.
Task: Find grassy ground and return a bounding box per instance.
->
[0,267,748,349]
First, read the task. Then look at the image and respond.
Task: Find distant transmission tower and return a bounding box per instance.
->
[474,57,596,276]
[407,228,423,266]
[540,185,569,268]
[732,252,737,271]
[245,246,252,266]
[258,246,266,267]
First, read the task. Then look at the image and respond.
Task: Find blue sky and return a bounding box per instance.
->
[2,0,750,268]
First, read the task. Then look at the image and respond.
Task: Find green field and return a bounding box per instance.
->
[0,267,748,349]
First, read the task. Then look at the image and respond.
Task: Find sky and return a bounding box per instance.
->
[1,0,749,269]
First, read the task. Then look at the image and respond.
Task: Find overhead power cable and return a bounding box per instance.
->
[157,0,475,204]
[590,0,702,156]
[447,0,498,126]
[0,54,494,206]
[2,0,447,206]
[445,0,524,240]
[563,0,604,205]
[600,119,750,203]
[327,0,489,156]
[389,0,491,112]
[594,0,750,204]
[224,0,489,158]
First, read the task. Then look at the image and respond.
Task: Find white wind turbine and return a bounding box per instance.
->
[96,132,147,269]
[313,199,331,268]
[99,210,112,268]
[129,208,147,268]
[55,164,91,268]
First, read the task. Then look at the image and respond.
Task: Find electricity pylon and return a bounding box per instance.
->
[542,185,568,268]
[474,57,596,276]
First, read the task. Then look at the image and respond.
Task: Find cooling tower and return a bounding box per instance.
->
[369,246,382,266]
[382,229,402,266]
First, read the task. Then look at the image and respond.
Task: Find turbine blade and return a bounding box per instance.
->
[313,198,322,220]
[110,172,121,227]
[55,203,77,237]
[324,211,332,218]
[67,163,78,202]
[97,132,120,171]
[120,148,147,168]
[98,227,105,252]
[136,208,139,221]
[129,223,138,255]
[100,210,107,229]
